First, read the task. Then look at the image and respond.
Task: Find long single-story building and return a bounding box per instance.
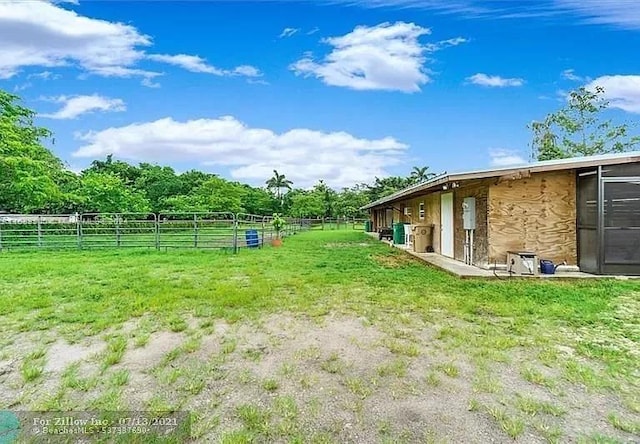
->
[362,152,640,275]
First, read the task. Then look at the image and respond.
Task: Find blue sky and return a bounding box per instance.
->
[1,0,639,188]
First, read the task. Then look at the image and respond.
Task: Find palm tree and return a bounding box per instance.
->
[266,169,293,205]
[409,166,436,184]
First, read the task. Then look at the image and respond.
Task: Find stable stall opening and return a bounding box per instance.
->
[577,162,640,275]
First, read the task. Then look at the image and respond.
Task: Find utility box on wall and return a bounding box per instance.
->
[462,197,476,230]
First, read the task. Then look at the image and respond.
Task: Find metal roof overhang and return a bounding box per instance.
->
[361,152,640,210]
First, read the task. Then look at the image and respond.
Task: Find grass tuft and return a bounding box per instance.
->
[377,359,409,378]
[436,362,459,378]
[515,394,565,417]
[321,352,346,375]
[109,369,130,387]
[262,378,279,392]
[606,412,640,434]
[103,336,127,368]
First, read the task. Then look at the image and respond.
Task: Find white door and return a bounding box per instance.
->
[441,193,454,257]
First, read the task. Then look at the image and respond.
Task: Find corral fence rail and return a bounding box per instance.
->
[0,213,368,252]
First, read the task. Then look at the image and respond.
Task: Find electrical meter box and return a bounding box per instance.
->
[462,197,476,230]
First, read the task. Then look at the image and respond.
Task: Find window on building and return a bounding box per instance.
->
[404,206,411,216]
[419,202,425,220]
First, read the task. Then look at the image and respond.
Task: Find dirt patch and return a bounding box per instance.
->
[325,242,372,248]
[3,313,638,443]
[372,253,418,268]
[44,340,103,373]
[121,331,185,371]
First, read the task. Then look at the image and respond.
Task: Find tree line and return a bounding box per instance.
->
[1,87,636,217]
[0,90,437,217]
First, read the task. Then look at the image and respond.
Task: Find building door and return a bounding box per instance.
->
[385,208,393,227]
[577,170,598,273]
[441,192,454,257]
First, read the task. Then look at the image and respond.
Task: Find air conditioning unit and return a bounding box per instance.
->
[507,251,539,276]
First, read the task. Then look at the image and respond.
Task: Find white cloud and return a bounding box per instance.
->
[147,54,223,75]
[467,73,524,87]
[555,0,640,30]
[489,149,526,167]
[307,27,320,35]
[586,75,640,113]
[42,94,126,119]
[13,82,32,92]
[424,37,468,52]
[561,69,584,82]
[279,27,299,38]
[0,0,153,79]
[72,116,408,188]
[290,22,434,93]
[27,70,60,80]
[146,54,262,78]
[330,1,640,30]
[232,65,262,77]
[0,0,260,81]
[141,77,161,88]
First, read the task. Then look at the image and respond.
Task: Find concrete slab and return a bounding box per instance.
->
[364,231,628,280]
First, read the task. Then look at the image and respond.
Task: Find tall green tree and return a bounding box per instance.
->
[0,90,71,213]
[163,177,247,214]
[313,180,337,218]
[409,166,436,184]
[265,169,293,205]
[289,191,325,217]
[84,155,141,186]
[241,185,279,215]
[366,176,411,202]
[134,163,183,212]
[77,172,151,213]
[178,170,215,195]
[334,185,370,218]
[530,86,640,161]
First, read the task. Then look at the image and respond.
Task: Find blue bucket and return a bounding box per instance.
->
[245,229,260,248]
[540,260,555,274]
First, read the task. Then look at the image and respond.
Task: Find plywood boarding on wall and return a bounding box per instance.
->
[488,170,577,265]
[453,180,490,266]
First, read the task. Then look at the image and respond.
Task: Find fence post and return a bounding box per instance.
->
[193,213,198,248]
[37,216,43,248]
[0,222,3,252]
[116,214,121,247]
[155,215,160,251]
[76,215,82,249]
[232,216,238,253]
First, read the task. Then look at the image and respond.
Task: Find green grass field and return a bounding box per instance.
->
[0,230,638,442]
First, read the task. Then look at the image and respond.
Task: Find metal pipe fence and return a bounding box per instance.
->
[0,213,369,252]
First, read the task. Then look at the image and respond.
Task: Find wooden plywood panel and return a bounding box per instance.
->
[454,182,489,265]
[488,170,577,265]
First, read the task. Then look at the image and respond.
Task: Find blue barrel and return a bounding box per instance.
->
[245,229,260,248]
